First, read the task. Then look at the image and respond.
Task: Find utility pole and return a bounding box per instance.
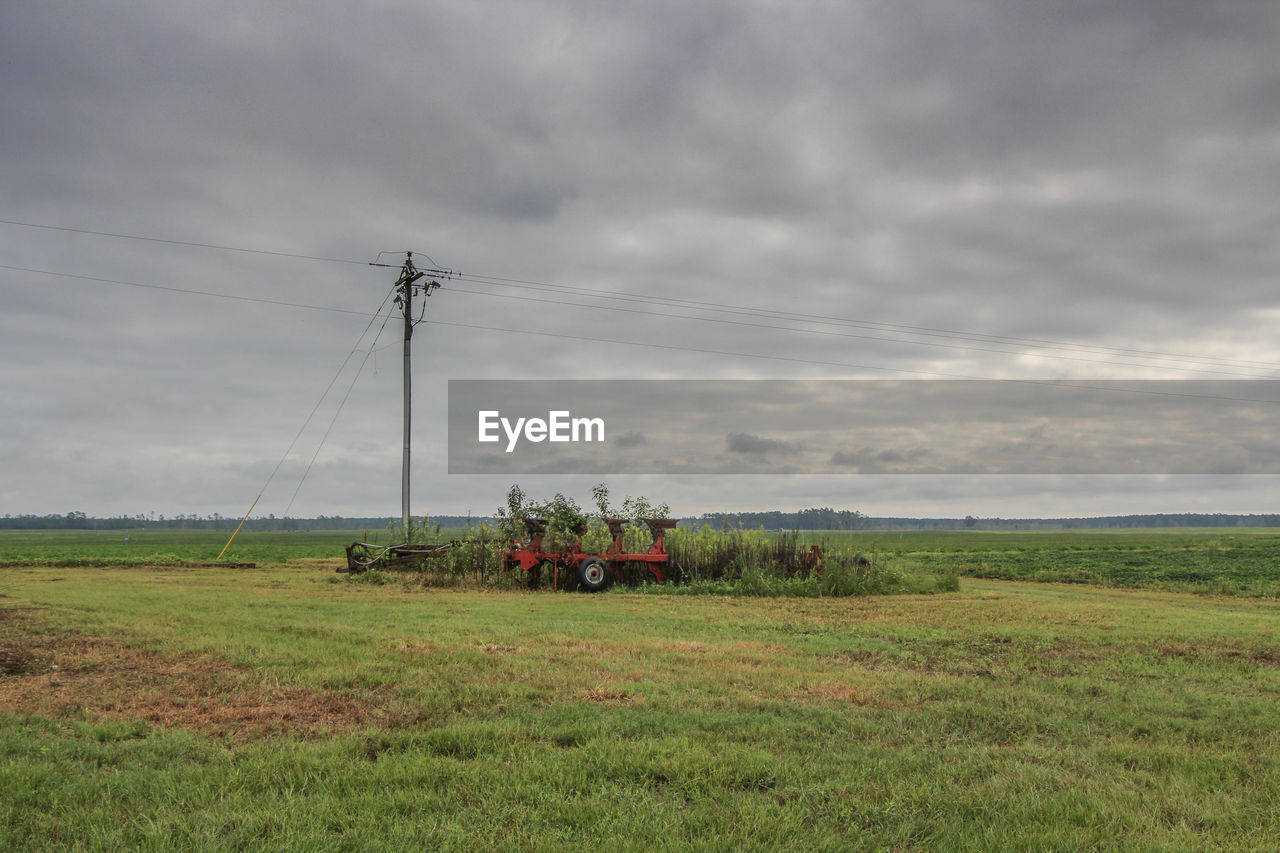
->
[383,251,449,536]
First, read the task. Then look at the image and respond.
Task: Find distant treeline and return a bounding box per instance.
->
[692,511,1280,531]
[692,509,868,530]
[0,513,492,532]
[4,510,1278,532]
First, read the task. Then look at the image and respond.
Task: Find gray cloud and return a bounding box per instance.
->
[831,448,931,471]
[2,1,1278,517]
[613,431,648,448]
[725,433,801,456]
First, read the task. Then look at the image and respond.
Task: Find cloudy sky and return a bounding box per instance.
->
[3,1,1279,520]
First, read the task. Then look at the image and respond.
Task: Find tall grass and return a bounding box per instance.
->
[655,531,957,597]
[666,527,820,581]
[346,522,954,597]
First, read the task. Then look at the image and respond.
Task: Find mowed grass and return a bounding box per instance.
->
[2,563,1279,850]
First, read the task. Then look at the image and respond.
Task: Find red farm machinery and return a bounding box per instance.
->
[341,515,826,589]
[502,517,678,591]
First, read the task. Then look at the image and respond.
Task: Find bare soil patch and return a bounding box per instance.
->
[800,682,890,708]
[0,608,388,740]
[578,686,641,705]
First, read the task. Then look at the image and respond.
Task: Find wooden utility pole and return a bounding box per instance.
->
[390,251,445,535]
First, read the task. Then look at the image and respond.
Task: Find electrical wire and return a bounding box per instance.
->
[441,283,1273,379]
[0,264,380,317]
[14,244,1270,407]
[4,213,1276,373]
[0,219,367,265]
[4,260,1274,381]
[421,317,1280,406]
[5,211,1274,368]
[282,295,400,516]
[453,271,1280,373]
[257,286,397,508]
[7,228,1276,499]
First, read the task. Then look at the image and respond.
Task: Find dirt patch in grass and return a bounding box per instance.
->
[579,687,641,705]
[799,682,891,708]
[1153,639,1280,668]
[479,642,522,655]
[389,638,445,657]
[0,643,37,675]
[0,609,387,740]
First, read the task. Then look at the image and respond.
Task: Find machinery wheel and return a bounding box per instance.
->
[577,557,611,592]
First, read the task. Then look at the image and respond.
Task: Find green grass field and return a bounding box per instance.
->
[2,527,1280,845]
[0,529,360,567]
[800,528,1280,597]
[2,533,1279,849]
[5,527,1279,597]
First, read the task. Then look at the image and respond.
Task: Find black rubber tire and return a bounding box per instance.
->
[577,557,611,592]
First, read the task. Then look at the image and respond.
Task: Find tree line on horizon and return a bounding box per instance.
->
[3,510,1278,532]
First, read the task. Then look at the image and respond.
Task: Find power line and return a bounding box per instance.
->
[263,286,398,500]
[4,214,1275,372]
[282,293,401,516]
[422,317,1280,406]
[442,283,1273,378]
[0,218,445,271]
[454,271,1280,373]
[13,248,1271,403]
[0,219,368,265]
[221,286,397,545]
[8,245,1275,448]
[6,260,1274,379]
[0,264,379,317]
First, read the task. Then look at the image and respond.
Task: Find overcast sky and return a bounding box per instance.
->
[3,1,1279,520]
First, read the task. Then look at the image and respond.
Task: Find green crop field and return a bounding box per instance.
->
[0,529,364,568]
[798,528,1280,598]
[2,529,1279,850]
[5,527,1280,597]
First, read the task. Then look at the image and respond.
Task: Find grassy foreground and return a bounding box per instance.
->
[2,563,1278,850]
